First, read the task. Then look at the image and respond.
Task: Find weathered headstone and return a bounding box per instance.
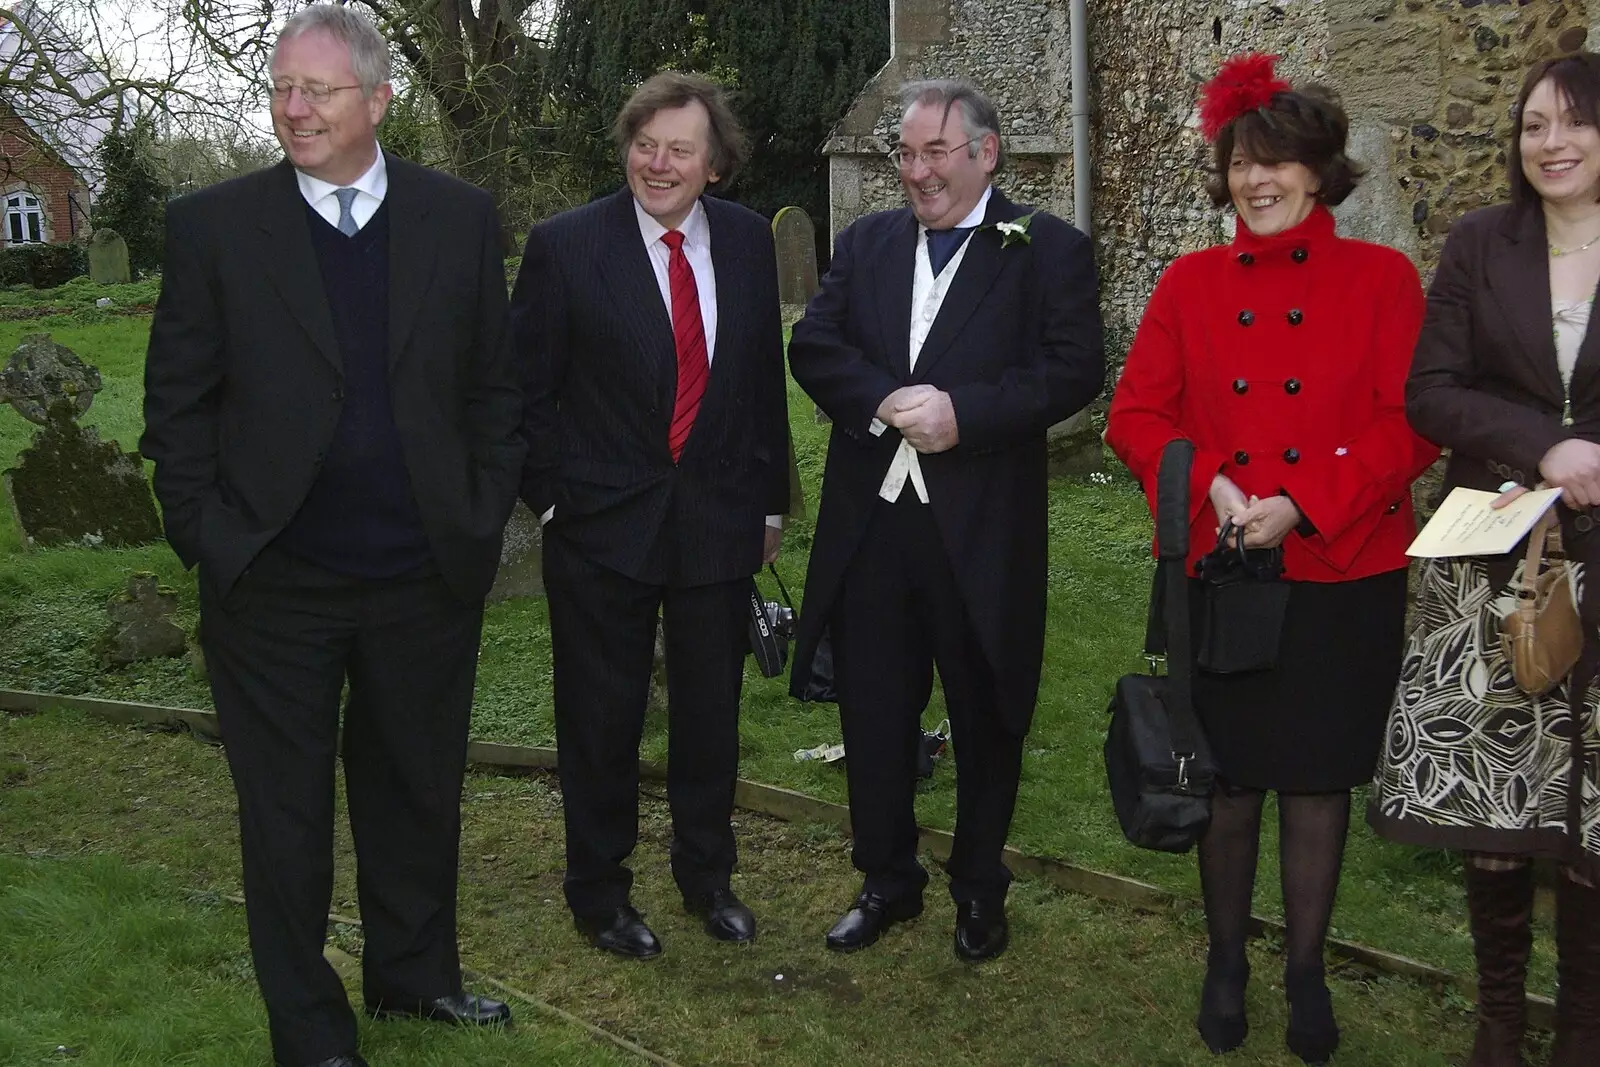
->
[487,501,545,602]
[99,573,187,667]
[1045,407,1103,479]
[772,206,821,316]
[646,620,668,718]
[0,333,101,424]
[4,396,162,548]
[771,207,831,425]
[88,228,131,285]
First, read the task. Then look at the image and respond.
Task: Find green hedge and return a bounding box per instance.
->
[0,244,89,289]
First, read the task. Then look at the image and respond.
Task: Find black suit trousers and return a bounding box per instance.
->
[199,547,480,1066]
[832,492,1025,905]
[543,526,747,914]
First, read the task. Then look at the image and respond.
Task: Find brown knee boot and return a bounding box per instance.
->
[1464,861,1534,1067]
[1550,872,1600,1067]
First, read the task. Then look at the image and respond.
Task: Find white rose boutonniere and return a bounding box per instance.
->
[990,211,1038,248]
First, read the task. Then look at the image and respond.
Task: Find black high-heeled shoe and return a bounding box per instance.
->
[1196,955,1249,1054]
[1285,974,1340,1065]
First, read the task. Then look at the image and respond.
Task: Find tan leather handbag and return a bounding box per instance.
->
[1500,514,1583,696]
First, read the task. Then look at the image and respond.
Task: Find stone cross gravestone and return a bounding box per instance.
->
[772,206,820,318]
[88,228,131,285]
[99,573,187,667]
[0,333,101,424]
[1,335,161,548]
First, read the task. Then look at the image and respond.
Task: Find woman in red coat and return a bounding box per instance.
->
[1106,55,1438,1064]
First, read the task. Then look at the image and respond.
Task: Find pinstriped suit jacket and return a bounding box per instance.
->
[511,188,790,587]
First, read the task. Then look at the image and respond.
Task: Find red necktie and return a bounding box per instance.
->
[661,229,708,462]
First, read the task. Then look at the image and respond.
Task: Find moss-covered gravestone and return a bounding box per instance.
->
[98,573,187,667]
[1,334,161,548]
[6,398,162,547]
[88,228,131,285]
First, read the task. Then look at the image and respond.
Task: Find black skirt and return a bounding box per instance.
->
[1189,569,1409,793]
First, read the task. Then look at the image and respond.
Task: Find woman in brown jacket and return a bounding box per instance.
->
[1370,50,1600,1067]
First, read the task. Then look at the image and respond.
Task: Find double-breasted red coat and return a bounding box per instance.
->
[1107,206,1439,580]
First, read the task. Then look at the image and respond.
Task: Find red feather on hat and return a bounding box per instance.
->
[1198,53,1290,142]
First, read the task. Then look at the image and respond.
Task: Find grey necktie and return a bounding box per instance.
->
[333,187,359,236]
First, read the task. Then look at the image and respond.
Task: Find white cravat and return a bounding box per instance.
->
[873,186,992,504]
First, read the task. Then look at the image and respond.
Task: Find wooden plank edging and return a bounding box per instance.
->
[0,687,1553,1027]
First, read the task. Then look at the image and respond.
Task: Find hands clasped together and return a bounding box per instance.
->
[1209,474,1302,549]
[878,385,960,453]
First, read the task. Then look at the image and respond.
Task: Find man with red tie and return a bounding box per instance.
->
[511,71,790,958]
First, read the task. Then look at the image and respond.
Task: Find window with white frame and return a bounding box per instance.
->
[5,192,44,245]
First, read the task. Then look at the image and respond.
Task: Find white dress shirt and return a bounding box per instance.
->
[295,151,388,231]
[634,197,719,362]
[873,185,993,504]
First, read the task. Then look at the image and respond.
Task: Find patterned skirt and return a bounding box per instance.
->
[1368,556,1600,881]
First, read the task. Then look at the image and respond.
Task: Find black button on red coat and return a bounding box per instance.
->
[1238,310,1255,326]
[1234,450,1250,465]
[1283,448,1300,464]
[1285,378,1302,395]
[1233,379,1249,394]
[1287,309,1304,326]
[1291,248,1309,263]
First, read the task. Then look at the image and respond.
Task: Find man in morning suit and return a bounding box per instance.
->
[788,80,1104,961]
[140,7,520,1065]
[511,72,790,959]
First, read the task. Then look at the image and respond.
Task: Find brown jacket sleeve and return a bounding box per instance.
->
[1406,205,1572,481]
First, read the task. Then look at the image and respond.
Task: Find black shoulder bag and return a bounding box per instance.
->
[1103,438,1217,853]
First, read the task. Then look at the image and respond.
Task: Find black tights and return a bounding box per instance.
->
[1198,783,1352,1015]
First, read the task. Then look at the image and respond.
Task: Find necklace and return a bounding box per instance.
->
[1550,230,1600,257]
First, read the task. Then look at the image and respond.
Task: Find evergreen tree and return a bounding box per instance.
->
[708,0,890,229]
[546,0,889,246]
[92,117,169,273]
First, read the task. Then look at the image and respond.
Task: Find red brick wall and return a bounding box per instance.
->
[0,104,89,246]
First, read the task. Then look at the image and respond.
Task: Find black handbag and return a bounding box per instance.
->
[1194,521,1290,674]
[1104,438,1217,854]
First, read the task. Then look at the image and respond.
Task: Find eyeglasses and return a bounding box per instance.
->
[887,138,977,169]
[270,81,363,105]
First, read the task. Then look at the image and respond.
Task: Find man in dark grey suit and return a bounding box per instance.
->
[789,80,1104,962]
[512,72,790,959]
[140,7,519,1065]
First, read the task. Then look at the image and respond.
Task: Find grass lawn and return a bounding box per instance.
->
[0,850,621,1067]
[0,305,1541,1061]
[0,707,1490,1066]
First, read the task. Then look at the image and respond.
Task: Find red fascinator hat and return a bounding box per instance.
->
[1198,53,1291,142]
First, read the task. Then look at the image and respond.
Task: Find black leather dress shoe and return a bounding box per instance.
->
[684,887,757,942]
[825,890,924,952]
[295,1055,367,1067]
[953,899,1009,962]
[368,991,512,1026]
[574,904,663,958]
